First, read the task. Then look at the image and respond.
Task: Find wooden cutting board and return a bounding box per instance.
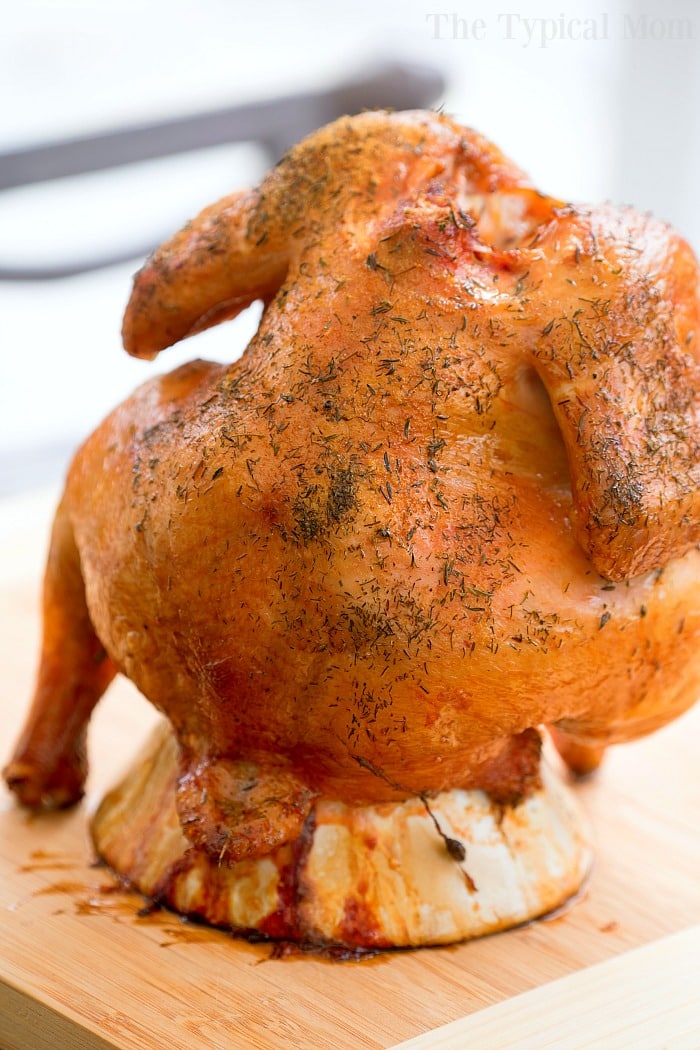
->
[1,488,699,1050]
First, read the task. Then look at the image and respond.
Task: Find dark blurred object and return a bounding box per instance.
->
[0,61,444,280]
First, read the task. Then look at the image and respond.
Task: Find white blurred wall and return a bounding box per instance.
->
[1,0,699,494]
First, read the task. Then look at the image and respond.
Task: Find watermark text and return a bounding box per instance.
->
[425,11,694,46]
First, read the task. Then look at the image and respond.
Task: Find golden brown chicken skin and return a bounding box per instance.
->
[5,110,700,863]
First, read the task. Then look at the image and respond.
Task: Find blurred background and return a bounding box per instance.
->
[2,0,699,496]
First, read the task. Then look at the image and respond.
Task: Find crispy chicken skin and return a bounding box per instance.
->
[5,111,700,861]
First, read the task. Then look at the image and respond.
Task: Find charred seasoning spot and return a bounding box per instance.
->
[292,496,322,543]
[327,466,358,524]
[597,475,645,529]
[292,462,360,543]
[341,603,395,656]
[140,412,184,451]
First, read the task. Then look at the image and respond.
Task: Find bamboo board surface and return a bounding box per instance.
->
[1,488,699,1050]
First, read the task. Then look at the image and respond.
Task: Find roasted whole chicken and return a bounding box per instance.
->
[6,110,700,870]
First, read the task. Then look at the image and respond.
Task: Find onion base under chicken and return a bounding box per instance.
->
[90,721,592,948]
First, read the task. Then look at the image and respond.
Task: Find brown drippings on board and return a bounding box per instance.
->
[267,939,385,963]
[156,918,234,948]
[19,848,82,873]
